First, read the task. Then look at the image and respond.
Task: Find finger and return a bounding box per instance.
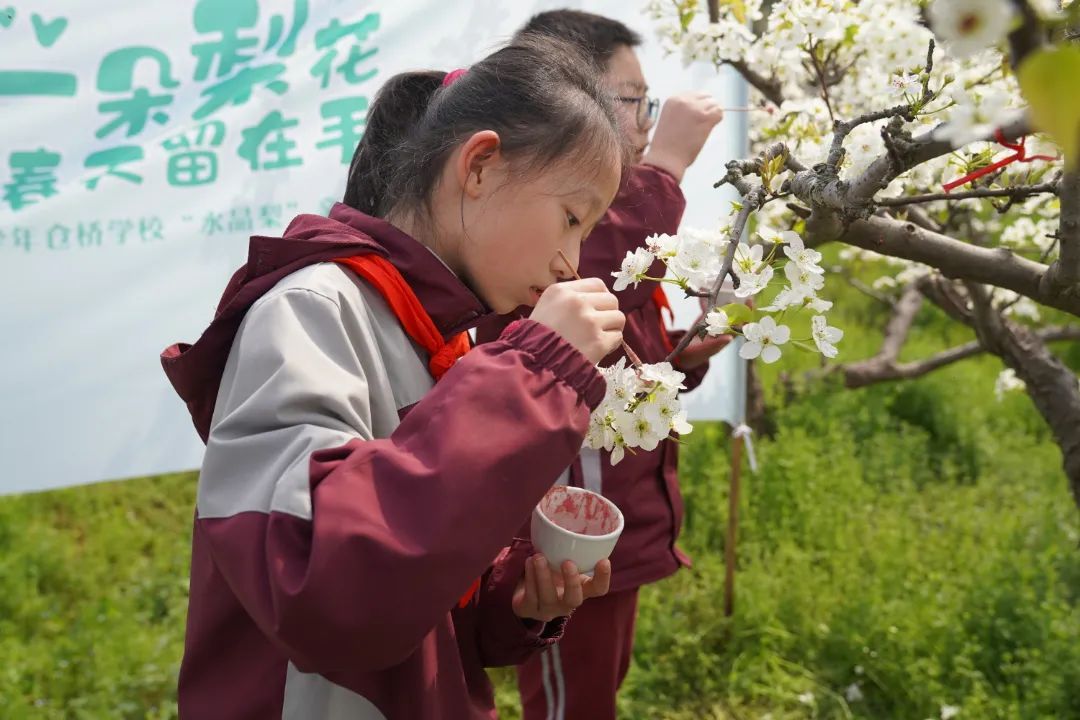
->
[526,555,542,615]
[560,561,584,609]
[512,558,530,615]
[594,309,626,332]
[533,555,559,608]
[516,556,536,616]
[576,277,611,293]
[582,559,612,598]
[589,291,619,312]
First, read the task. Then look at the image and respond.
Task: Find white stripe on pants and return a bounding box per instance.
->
[539,646,567,720]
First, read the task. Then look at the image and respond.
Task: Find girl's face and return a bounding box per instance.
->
[436,131,622,314]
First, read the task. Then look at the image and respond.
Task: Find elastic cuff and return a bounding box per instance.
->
[500,319,607,409]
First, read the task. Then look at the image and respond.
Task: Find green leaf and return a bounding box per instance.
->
[1018,45,1080,169]
[719,302,754,326]
[719,0,747,24]
[677,0,696,31]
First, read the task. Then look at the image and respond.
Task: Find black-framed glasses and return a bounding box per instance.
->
[616,95,660,129]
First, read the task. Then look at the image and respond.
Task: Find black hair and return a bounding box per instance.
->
[343,34,624,220]
[515,9,642,70]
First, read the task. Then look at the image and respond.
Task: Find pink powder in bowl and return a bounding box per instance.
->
[538,485,620,537]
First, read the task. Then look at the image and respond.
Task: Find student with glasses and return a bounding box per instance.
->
[478,10,731,720]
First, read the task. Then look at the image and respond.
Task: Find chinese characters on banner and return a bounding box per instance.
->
[0,0,382,254]
[0,0,745,494]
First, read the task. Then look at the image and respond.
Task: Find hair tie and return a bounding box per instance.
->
[442,68,468,87]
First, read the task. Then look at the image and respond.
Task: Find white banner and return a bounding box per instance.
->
[0,0,746,494]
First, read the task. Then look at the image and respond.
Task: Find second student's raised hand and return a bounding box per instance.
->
[512,555,613,623]
[643,91,726,183]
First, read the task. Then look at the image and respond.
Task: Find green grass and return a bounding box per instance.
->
[2,267,1079,718]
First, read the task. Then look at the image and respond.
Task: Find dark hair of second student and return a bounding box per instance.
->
[515,9,642,69]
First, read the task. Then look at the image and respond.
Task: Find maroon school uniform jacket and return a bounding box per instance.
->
[160,203,608,719]
[477,165,707,594]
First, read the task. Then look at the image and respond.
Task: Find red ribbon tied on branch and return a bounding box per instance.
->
[942,130,1058,193]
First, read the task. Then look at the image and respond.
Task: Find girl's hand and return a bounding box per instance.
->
[531,279,624,363]
[511,555,612,622]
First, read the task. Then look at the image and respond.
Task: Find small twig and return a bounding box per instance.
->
[881,124,905,173]
[808,40,836,124]
[557,249,644,367]
[842,274,896,308]
[826,104,913,170]
[878,181,1059,207]
[922,39,936,96]
[725,59,784,107]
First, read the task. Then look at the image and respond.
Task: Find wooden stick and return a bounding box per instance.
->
[556,249,644,368]
[723,429,744,618]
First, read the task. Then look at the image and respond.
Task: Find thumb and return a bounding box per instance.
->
[511,576,527,614]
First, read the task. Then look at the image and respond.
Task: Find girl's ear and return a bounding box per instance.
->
[454,130,503,199]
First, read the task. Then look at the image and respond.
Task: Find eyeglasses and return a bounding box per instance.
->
[616,95,660,130]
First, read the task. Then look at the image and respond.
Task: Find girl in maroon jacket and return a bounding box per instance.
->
[478,12,731,720]
[161,36,628,720]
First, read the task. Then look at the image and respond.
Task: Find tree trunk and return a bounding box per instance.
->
[965,284,1080,506]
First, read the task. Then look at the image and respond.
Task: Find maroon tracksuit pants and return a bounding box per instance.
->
[517,588,640,720]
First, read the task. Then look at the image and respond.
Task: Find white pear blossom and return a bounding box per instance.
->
[671,238,722,291]
[811,315,844,358]
[927,0,1013,59]
[888,72,922,97]
[706,308,732,337]
[785,260,825,296]
[646,233,680,260]
[640,361,686,389]
[734,242,765,276]
[843,122,888,178]
[994,368,1026,400]
[940,704,961,720]
[760,285,804,311]
[619,409,665,451]
[670,410,693,435]
[740,316,791,363]
[585,358,693,466]
[611,247,655,291]
[782,233,824,274]
[735,264,775,298]
[644,394,693,436]
[757,225,802,246]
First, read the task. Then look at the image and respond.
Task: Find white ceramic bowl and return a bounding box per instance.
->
[531,485,624,576]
